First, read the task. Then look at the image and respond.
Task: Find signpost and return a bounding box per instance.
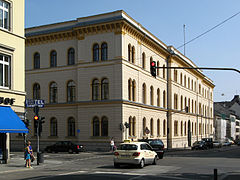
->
[25,99,45,165]
[25,99,45,108]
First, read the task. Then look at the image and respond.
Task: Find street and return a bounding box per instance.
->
[1,146,240,180]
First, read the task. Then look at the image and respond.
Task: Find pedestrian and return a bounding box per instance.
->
[25,141,34,168]
[110,137,115,152]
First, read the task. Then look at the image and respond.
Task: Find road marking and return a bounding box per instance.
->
[58,170,87,176]
[0,168,29,174]
[94,171,148,176]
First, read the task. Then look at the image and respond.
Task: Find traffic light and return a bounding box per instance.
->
[150,61,156,77]
[34,115,39,121]
[39,117,45,136]
[124,122,130,128]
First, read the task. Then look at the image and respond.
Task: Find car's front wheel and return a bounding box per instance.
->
[139,159,145,168]
[152,156,158,165]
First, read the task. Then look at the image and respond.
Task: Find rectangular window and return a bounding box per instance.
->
[0,53,10,88]
[0,0,10,30]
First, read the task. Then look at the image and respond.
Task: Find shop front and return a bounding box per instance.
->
[0,106,28,164]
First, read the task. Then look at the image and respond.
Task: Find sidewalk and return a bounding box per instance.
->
[0,152,30,174]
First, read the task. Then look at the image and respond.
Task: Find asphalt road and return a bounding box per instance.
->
[1,146,240,180]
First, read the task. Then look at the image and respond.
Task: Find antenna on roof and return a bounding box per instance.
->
[183,24,186,56]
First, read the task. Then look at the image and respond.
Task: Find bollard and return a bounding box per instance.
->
[214,169,218,180]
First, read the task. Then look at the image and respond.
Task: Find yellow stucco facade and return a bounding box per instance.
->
[0,0,25,158]
[22,10,214,150]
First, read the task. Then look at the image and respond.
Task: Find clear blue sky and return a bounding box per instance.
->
[25,0,240,102]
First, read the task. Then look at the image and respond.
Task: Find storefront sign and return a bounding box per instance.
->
[25,99,45,108]
[0,97,15,105]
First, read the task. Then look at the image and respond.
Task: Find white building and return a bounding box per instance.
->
[11,10,214,150]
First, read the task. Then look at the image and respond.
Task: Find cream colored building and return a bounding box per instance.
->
[23,10,214,150]
[0,0,26,162]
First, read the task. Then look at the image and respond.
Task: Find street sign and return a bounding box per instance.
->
[25,99,45,108]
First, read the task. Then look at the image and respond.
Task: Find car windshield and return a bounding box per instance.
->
[119,144,138,150]
[194,141,204,145]
[148,140,163,145]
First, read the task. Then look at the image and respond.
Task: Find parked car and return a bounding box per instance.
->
[45,141,85,153]
[138,139,164,159]
[191,141,208,150]
[222,140,232,146]
[202,138,213,149]
[212,141,222,148]
[113,141,158,168]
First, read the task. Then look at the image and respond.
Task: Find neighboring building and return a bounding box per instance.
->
[0,0,28,163]
[19,10,214,150]
[214,95,240,141]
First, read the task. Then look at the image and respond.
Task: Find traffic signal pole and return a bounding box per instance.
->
[155,62,240,149]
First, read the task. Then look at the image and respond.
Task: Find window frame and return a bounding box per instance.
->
[0,53,11,89]
[0,0,10,31]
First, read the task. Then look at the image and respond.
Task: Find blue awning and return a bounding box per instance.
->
[0,106,28,133]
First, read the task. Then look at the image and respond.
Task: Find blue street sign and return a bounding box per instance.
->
[25,99,45,108]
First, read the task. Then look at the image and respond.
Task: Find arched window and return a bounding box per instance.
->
[93,44,99,62]
[174,94,178,109]
[68,48,75,65]
[163,119,166,136]
[92,79,100,100]
[101,78,109,100]
[163,90,166,108]
[157,119,160,136]
[142,52,145,69]
[150,86,154,105]
[150,118,154,136]
[33,83,40,99]
[181,96,183,110]
[50,82,58,103]
[142,83,146,104]
[174,70,177,82]
[101,43,108,61]
[132,46,135,63]
[68,117,75,136]
[192,99,194,113]
[184,75,186,87]
[128,44,131,62]
[93,117,100,136]
[184,121,187,136]
[129,116,132,136]
[132,117,136,136]
[67,81,76,102]
[50,118,58,136]
[128,79,132,101]
[33,52,40,69]
[50,50,57,67]
[163,65,166,79]
[101,116,108,136]
[157,88,160,106]
[143,118,146,136]
[181,121,183,136]
[188,98,191,113]
[188,77,190,89]
[174,121,178,136]
[132,80,136,101]
[180,73,183,85]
